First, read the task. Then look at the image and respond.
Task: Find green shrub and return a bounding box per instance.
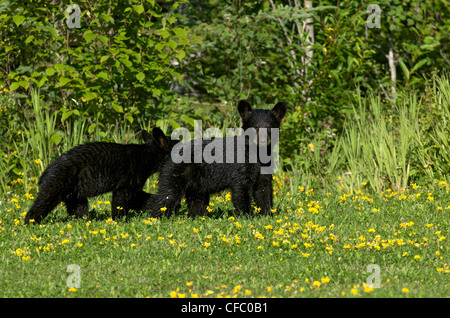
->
[0,0,193,128]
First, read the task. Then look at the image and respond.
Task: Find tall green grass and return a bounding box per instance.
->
[337,74,450,192]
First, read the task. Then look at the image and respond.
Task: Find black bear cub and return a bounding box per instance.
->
[152,100,287,218]
[25,128,172,224]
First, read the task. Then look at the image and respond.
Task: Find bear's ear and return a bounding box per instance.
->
[151,127,170,150]
[271,102,287,121]
[238,100,252,118]
[141,130,153,143]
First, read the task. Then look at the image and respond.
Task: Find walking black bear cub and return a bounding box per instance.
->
[25,128,173,224]
[152,100,287,218]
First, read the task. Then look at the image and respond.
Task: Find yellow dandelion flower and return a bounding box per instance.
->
[321,277,330,284]
[363,283,374,293]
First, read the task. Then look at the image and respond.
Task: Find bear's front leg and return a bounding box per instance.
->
[111,189,133,220]
[253,174,273,216]
[186,188,210,218]
[231,186,252,216]
[65,197,89,219]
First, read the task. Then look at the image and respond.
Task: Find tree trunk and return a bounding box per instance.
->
[302,0,314,97]
[387,15,396,98]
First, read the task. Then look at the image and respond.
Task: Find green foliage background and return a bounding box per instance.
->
[1,0,192,127]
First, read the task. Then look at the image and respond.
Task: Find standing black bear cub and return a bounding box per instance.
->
[152,100,287,218]
[25,128,172,224]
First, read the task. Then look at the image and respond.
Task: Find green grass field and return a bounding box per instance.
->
[0,175,448,298]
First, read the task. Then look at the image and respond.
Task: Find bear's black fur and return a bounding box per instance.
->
[151,100,287,218]
[24,128,173,224]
